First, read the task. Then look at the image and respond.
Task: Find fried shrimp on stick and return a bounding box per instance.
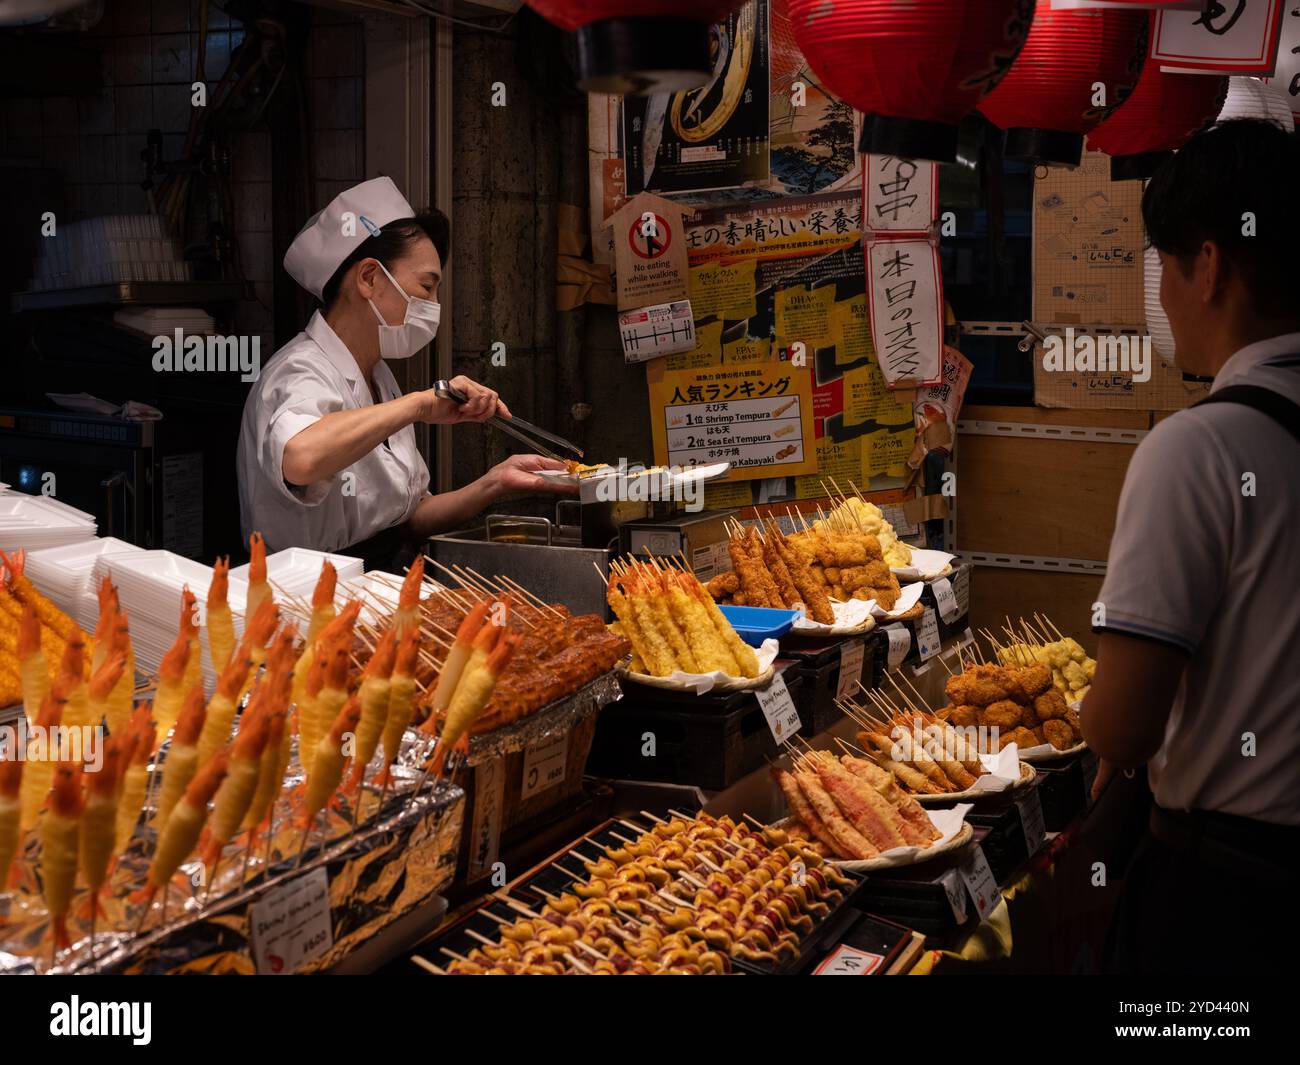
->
[131,751,229,909]
[41,760,83,950]
[205,557,236,675]
[665,570,738,675]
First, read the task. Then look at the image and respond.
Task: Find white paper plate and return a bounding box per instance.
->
[890,549,957,582]
[538,462,731,488]
[1017,738,1088,763]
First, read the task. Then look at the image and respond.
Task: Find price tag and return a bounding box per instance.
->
[756,673,801,744]
[1081,751,1100,805]
[1015,789,1047,856]
[521,732,568,801]
[940,868,969,923]
[884,624,910,669]
[812,943,885,975]
[953,564,970,613]
[957,845,1001,921]
[915,607,941,661]
[931,577,961,623]
[468,756,505,880]
[249,867,333,975]
[835,639,865,701]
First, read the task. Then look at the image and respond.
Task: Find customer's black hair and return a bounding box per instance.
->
[1142,118,1300,320]
[320,208,450,310]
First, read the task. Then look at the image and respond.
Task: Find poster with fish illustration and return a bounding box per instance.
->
[622,0,771,196]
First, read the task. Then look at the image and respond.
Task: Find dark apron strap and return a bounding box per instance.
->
[344,522,421,574]
[1194,382,1300,445]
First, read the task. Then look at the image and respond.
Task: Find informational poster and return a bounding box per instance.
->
[646,358,816,479]
[623,1,771,195]
[1263,1,1300,119]
[1153,0,1286,74]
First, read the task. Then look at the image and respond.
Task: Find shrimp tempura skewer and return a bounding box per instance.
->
[178,587,203,702]
[41,760,83,951]
[304,561,337,647]
[303,642,351,782]
[245,631,298,840]
[152,627,191,743]
[58,632,90,731]
[374,628,422,789]
[17,603,49,728]
[153,687,206,833]
[392,556,425,636]
[424,631,518,778]
[419,600,489,737]
[200,703,271,874]
[348,626,398,792]
[104,610,135,737]
[131,750,229,910]
[206,557,236,675]
[87,649,126,734]
[19,689,67,833]
[303,694,362,829]
[245,532,272,622]
[0,756,22,890]
[78,736,126,920]
[0,549,83,643]
[196,633,258,770]
[112,706,156,857]
[236,595,281,703]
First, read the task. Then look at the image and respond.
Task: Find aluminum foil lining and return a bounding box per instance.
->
[464,672,624,765]
[0,729,464,975]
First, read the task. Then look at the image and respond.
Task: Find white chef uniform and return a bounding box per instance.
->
[236,310,430,553]
[236,176,432,554]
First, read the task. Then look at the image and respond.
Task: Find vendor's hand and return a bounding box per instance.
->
[415,376,512,425]
[486,454,575,496]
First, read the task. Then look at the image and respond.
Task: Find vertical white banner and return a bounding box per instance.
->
[866,238,945,387]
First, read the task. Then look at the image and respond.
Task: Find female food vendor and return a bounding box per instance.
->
[237,177,567,570]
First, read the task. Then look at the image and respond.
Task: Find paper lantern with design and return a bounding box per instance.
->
[1215,75,1296,130]
[787,0,1034,163]
[978,5,1148,166]
[524,1,747,94]
[1089,66,1226,181]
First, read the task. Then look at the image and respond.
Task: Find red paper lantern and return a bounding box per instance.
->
[1089,64,1227,181]
[978,5,1148,166]
[524,1,747,94]
[787,0,1034,163]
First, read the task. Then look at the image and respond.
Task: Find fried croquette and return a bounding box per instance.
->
[982,699,1024,729]
[1042,719,1076,750]
[1034,689,1069,721]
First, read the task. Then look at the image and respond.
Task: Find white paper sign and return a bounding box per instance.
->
[957,844,1002,921]
[885,624,911,669]
[813,943,886,975]
[1153,0,1285,73]
[468,755,505,881]
[1016,789,1047,856]
[863,155,937,233]
[915,606,941,661]
[1263,2,1300,118]
[931,576,961,623]
[521,732,568,800]
[249,868,333,975]
[836,639,866,700]
[619,299,697,363]
[756,673,801,743]
[953,563,970,614]
[866,237,944,387]
[940,867,969,923]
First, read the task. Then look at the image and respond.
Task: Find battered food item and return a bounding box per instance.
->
[813,494,913,567]
[998,626,1095,706]
[940,660,1085,751]
[709,521,835,623]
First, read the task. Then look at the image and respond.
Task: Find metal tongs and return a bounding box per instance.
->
[433,379,584,461]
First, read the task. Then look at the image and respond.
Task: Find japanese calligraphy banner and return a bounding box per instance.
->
[646,360,817,480]
[863,155,938,234]
[683,191,862,264]
[1263,2,1300,118]
[866,237,945,388]
[1153,0,1286,74]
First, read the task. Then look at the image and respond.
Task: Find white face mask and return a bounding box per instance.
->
[367,261,440,360]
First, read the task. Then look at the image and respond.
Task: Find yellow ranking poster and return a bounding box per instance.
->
[647,360,817,482]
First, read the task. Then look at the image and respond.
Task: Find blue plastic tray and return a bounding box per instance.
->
[717,605,801,646]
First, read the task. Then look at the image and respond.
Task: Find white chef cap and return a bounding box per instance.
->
[283,176,416,299]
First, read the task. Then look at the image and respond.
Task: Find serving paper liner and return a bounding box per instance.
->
[869,580,925,619]
[791,598,877,636]
[914,757,1036,805]
[829,803,974,872]
[618,639,780,695]
[0,730,464,975]
[890,549,957,581]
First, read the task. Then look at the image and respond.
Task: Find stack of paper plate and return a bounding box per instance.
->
[23,538,145,631]
[229,547,363,606]
[0,493,98,553]
[91,551,247,691]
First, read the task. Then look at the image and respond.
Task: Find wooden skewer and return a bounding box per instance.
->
[410,955,446,975]
[591,561,609,587]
